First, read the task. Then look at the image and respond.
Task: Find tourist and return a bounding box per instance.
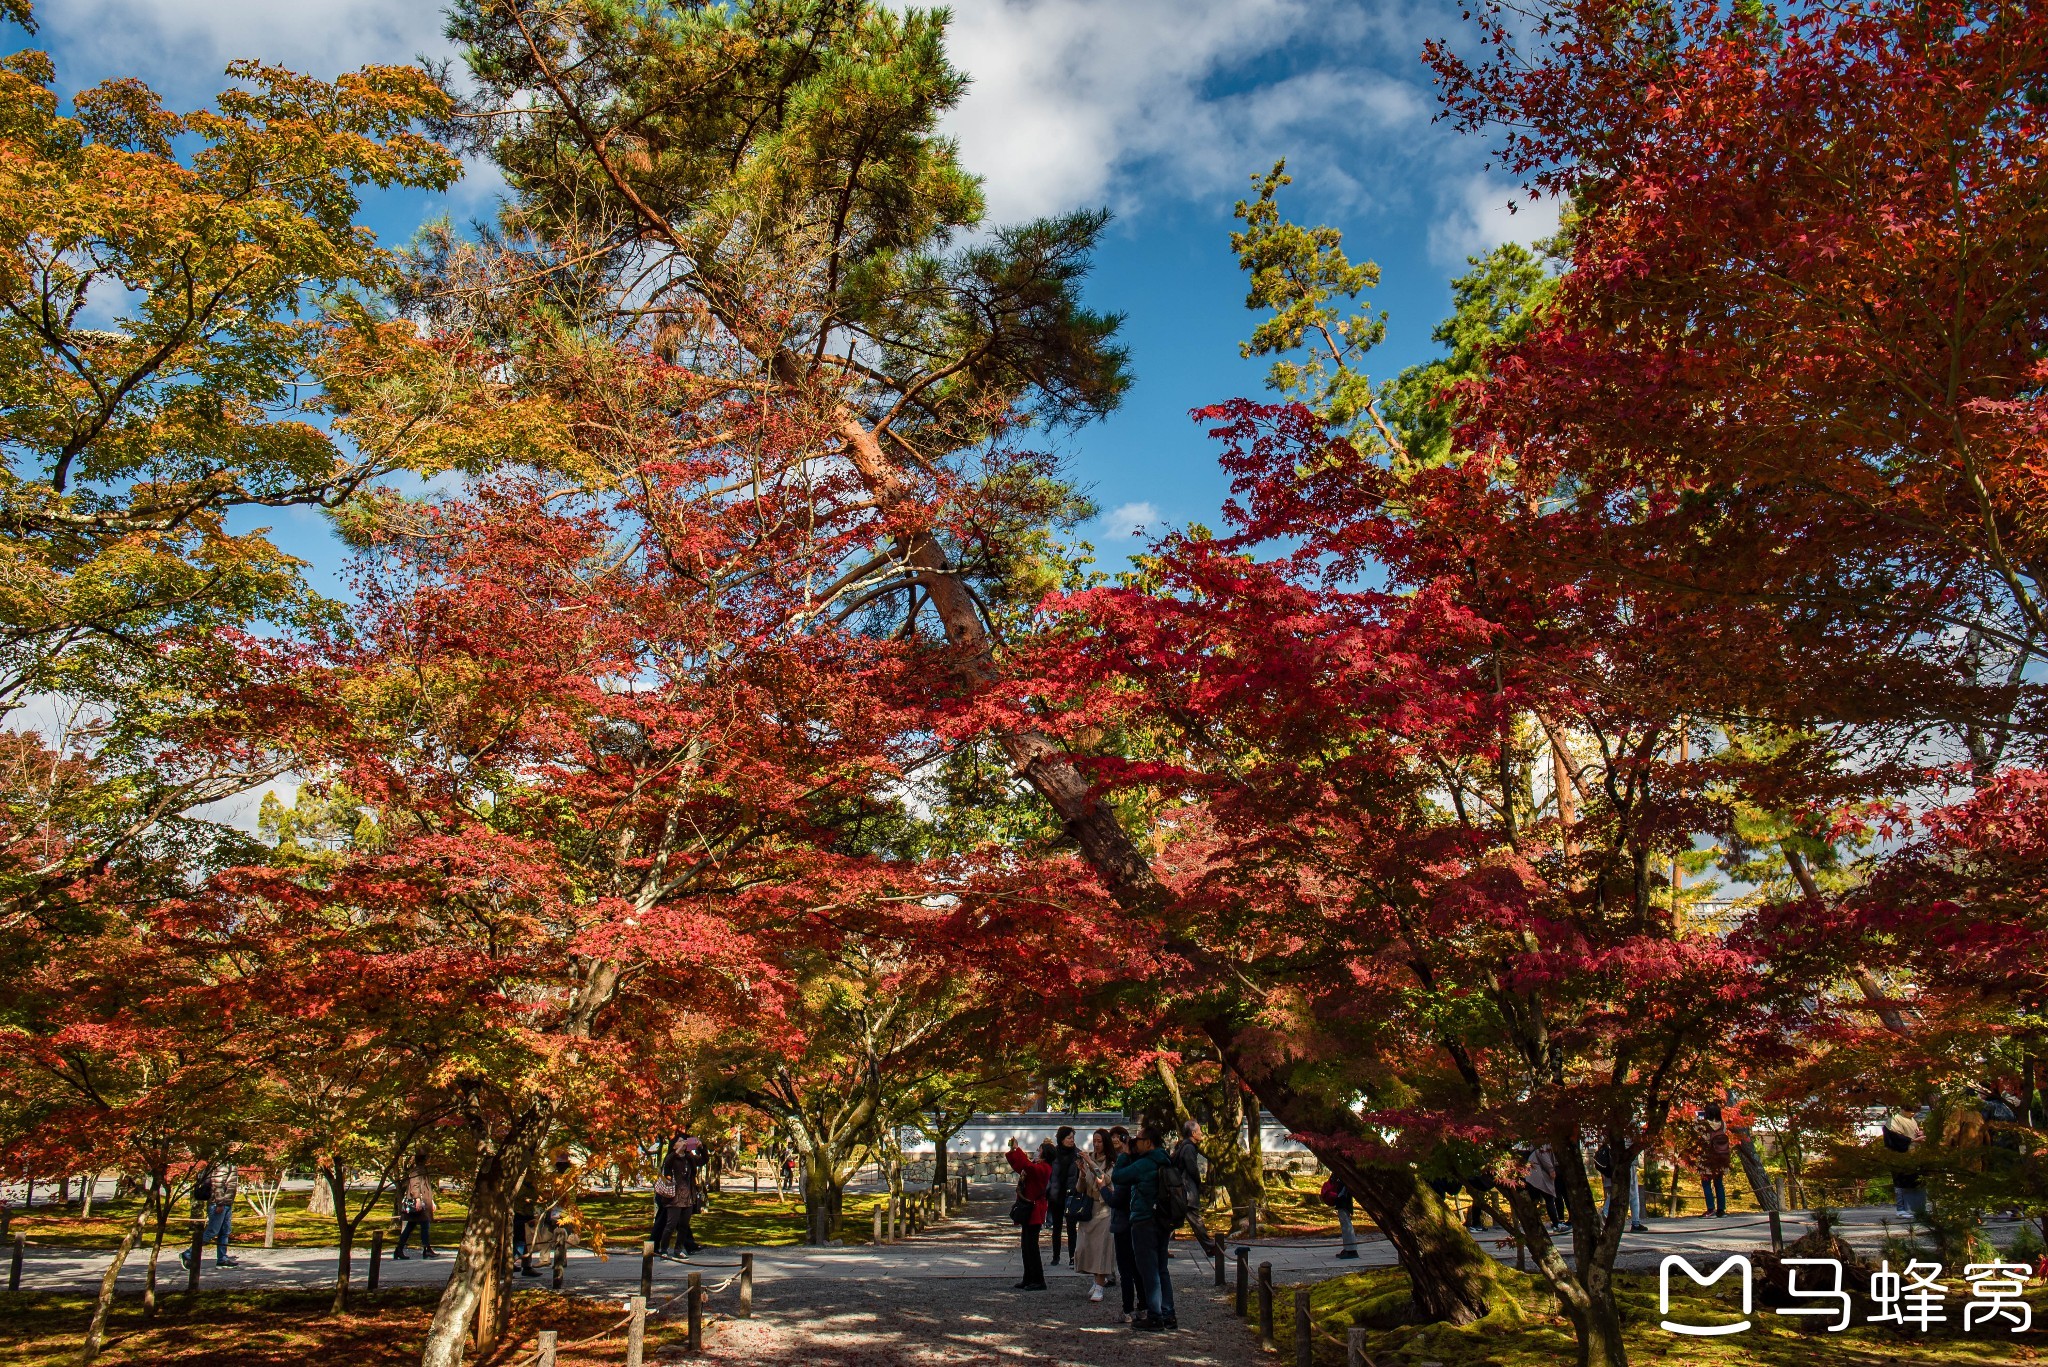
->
[1172,1120,1222,1258]
[1072,1130,1118,1301]
[1523,1143,1564,1231]
[1882,1106,1926,1218]
[1047,1125,1079,1267]
[393,1153,437,1259]
[655,1134,703,1258]
[1696,1104,1731,1218]
[1114,1127,1176,1331]
[1322,1174,1359,1258]
[1105,1127,1139,1320]
[1006,1137,1051,1290]
[1593,1138,1648,1234]
[182,1159,239,1270]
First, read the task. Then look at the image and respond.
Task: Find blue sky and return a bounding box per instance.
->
[30,0,1555,581]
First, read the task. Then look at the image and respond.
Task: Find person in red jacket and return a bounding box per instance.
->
[1007,1138,1052,1290]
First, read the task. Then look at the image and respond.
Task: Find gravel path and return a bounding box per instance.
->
[702,1212,1267,1366]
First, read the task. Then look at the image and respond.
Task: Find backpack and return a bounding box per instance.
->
[1151,1155,1188,1227]
[1319,1177,1342,1206]
[1707,1130,1732,1162]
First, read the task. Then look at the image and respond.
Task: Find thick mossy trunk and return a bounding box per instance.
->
[801,1147,845,1244]
[1205,1022,1495,1325]
[1566,1273,1630,1367]
[1343,1162,1495,1324]
[1213,1086,1268,1236]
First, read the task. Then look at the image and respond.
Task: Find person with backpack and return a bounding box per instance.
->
[1171,1120,1222,1259]
[1113,1127,1178,1331]
[1696,1104,1732,1218]
[182,1160,239,1271]
[1319,1173,1359,1258]
[1005,1137,1051,1291]
[1881,1107,1926,1218]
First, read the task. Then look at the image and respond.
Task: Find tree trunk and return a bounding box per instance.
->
[1213,1085,1266,1235]
[1504,1177,1631,1367]
[1158,1057,1265,1234]
[1207,1023,1495,1324]
[802,1148,844,1245]
[80,1171,99,1220]
[328,1167,353,1316]
[1564,1267,1630,1367]
[76,1197,154,1365]
[1245,1089,1265,1188]
[1733,1137,1779,1212]
[420,1130,539,1367]
[307,1176,335,1217]
[140,1189,169,1319]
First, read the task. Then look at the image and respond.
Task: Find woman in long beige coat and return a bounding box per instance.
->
[1072,1130,1118,1301]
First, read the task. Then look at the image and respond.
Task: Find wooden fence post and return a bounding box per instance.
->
[1213,1243,1225,1287]
[1769,1209,1783,1253]
[551,1238,566,1291]
[687,1270,703,1353]
[368,1229,384,1291]
[1235,1246,1250,1318]
[186,1220,204,1294]
[1295,1286,1314,1366]
[1258,1261,1275,1351]
[8,1233,22,1291]
[739,1252,754,1318]
[640,1239,655,1300]
[625,1293,647,1367]
[536,1329,558,1367]
[1347,1325,1371,1367]
[873,1204,884,1244]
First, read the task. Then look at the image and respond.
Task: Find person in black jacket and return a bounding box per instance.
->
[1171,1121,1222,1258]
[1104,1127,1139,1319]
[656,1135,704,1258]
[1046,1126,1078,1267]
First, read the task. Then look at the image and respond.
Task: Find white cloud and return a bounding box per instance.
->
[40,0,453,94]
[1100,500,1161,540]
[940,0,1435,222]
[1428,174,1563,267]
